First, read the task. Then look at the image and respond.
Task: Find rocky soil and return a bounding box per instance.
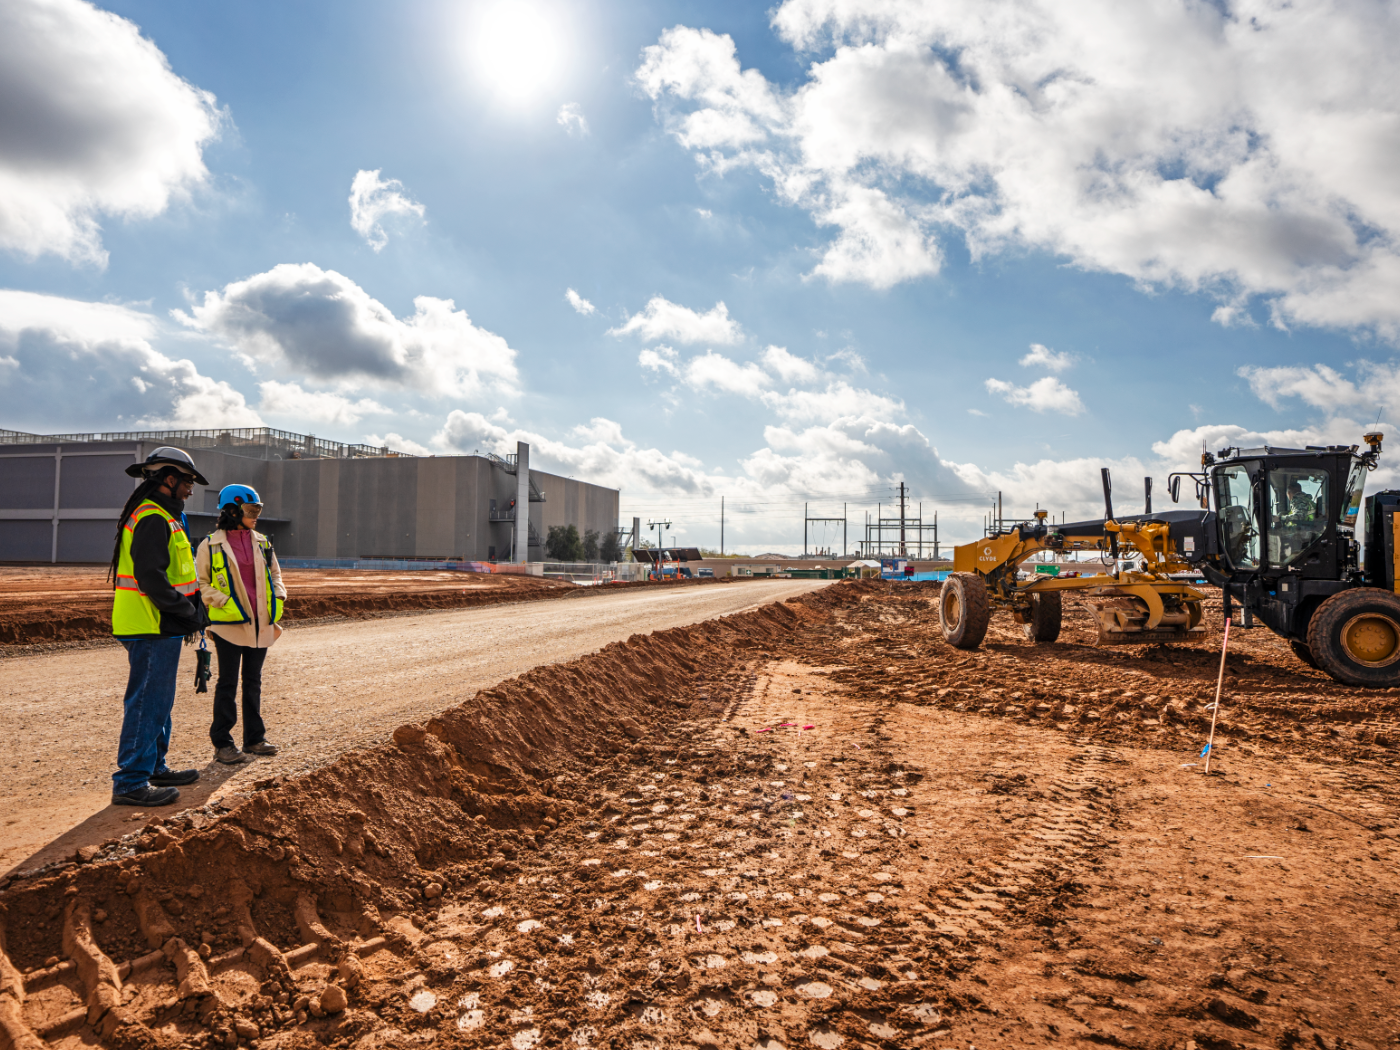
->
[1,581,1397,1050]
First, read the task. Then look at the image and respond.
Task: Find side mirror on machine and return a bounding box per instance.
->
[1168,475,1182,503]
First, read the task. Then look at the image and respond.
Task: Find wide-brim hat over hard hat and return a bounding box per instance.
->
[125,446,209,487]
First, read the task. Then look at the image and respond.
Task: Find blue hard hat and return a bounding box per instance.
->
[218,484,262,508]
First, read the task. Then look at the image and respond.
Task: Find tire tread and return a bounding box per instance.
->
[1306,587,1400,688]
[939,572,991,649]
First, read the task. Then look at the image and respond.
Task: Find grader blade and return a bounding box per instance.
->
[1091,595,1208,645]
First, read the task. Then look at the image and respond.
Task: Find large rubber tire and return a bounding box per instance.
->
[939,572,990,649]
[1289,639,1319,669]
[1027,591,1063,643]
[1307,588,1400,688]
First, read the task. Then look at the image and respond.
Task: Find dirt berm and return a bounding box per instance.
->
[0,587,842,1049]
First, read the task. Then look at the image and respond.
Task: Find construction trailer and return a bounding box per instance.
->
[0,428,618,565]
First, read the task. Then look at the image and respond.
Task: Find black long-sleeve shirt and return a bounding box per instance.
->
[128,491,203,636]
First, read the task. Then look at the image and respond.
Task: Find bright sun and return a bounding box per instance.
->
[467,1,568,106]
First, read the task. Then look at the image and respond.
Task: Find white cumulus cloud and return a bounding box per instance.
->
[639,3,1400,338]
[0,0,222,266]
[257,380,390,426]
[363,431,433,456]
[609,295,742,344]
[556,102,590,137]
[434,411,716,495]
[565,288,596,315]
[177,263,518,398]
[1019,344,1075,372]
[0,290,259,431]
[349,169,425,251]
[985,376,1085,415]
[639,341,902,424]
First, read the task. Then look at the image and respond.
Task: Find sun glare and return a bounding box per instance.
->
[467,1,568,106]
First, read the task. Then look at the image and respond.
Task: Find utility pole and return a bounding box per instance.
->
[804,501,808,558]
[843,502,847,558]
[898,482,907,557]
[720,496,724,556]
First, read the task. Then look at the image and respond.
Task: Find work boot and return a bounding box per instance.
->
[113,784,180,807]
[244,740,280,756]
[215,746,253,765]
[150,768,200,786]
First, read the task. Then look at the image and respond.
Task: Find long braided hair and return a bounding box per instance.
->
[108,472,173,586]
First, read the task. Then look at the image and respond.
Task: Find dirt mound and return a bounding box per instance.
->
[0,567,735,646]
[2,580,1394,1050]
[0,591,840,1048]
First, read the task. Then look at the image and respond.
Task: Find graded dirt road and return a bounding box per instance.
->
[0,579,828,875]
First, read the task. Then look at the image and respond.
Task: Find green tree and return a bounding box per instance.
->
[583,528,600,561]
[546,524,584,561]
[599,530,623,562]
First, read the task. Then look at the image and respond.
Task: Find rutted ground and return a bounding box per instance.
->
[1,579,827,876]
[1,582,1397,1050]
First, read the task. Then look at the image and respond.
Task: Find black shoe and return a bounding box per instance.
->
[150,768,199,786]
[112,785,180,807]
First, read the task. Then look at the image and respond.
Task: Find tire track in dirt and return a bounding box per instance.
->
[3,581,1396,1049]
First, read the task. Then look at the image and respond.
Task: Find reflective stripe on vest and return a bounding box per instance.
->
[111,501,197,637]
[207,535,282,626]
[206,546,250,624]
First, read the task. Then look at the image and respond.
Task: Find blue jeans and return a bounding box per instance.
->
[113,636,183,795]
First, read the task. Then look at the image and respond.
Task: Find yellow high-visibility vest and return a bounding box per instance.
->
[206,535,283,625]
[112,501,198,637]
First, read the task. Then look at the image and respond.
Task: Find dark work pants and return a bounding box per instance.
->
[114,636,183,794]
[210,633,268,749]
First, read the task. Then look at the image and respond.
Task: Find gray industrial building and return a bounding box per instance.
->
[0,427,619,564]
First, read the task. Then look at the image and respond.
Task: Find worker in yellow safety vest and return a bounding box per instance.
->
[107,447,209,807]
[195,484,287,765]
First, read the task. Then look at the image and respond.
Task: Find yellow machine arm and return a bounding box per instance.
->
[943,511,1207,647]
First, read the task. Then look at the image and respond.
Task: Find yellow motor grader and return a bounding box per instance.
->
[937,432,1398,688]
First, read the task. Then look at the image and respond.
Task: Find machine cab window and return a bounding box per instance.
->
[1268,467,1328,566]
[1341,460,1365,527]
[1215,463,1260,570]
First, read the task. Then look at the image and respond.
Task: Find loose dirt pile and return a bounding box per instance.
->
[0,567,729,647]
[1,581,1397,1050]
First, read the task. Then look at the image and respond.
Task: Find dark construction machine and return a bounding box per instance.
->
[936,432,1400,687]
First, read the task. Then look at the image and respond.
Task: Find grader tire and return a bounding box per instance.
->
[1307,588,1400,688]
[1026,591,1063,643]
[1289,639,1319,669]
[939,572,990,650]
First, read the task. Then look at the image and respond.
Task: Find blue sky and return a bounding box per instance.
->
[1,0,1396,552]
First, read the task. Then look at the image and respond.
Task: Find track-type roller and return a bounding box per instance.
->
[1307,588,1400,687]
[939,572,990,649]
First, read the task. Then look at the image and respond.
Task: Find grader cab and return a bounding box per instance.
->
[937,432,1398,687]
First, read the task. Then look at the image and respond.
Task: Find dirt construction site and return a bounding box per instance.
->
[2,573,1399,1050]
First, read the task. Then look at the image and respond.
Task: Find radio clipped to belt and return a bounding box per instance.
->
[194,631,212,693]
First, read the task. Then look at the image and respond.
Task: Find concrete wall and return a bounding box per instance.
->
[0,441,619,564]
